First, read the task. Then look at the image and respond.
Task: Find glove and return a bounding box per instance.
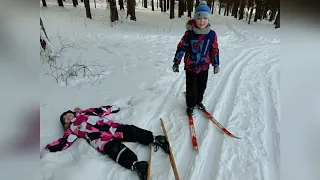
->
[74,107,81,112]
[214,66,220,74]
[172,64,179,73]
[40,149,50,159]
[111,105,120,113]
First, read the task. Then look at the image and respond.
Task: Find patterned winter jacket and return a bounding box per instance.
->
[45,106,122,153]
[174,20,220,73]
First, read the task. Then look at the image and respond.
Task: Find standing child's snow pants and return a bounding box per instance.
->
[185,69,209,108]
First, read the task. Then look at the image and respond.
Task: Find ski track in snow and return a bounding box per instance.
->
[41,4,280,180]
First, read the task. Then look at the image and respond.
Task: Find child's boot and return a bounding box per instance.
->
[153,135,170,154]
[132,161,148,180]
[186,107,194,116]
[197,102,206,110]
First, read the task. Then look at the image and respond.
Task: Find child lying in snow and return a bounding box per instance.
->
[40,105,170,180]
[172,1,220,116]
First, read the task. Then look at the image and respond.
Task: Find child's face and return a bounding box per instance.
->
[63,113,74,129]
[195,18,209,29]
[64,113,74,124]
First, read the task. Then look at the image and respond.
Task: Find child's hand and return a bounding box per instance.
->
[74,107,81,112]
[214,66,220,74]
[172,64,179,73]
[40,149,50,159]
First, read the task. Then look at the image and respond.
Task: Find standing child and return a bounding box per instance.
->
[40,105,170,180]
[172,1,220,116]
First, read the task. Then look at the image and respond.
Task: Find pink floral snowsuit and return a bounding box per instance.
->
[45,106,123,153]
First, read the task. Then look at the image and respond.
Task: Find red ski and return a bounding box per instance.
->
[183,92,241,139]
[198,109,241,139]
[187,115,198,150]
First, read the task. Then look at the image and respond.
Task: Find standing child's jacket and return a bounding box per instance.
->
[174,20,220,73]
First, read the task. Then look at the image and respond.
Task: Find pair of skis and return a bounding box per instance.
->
[146,91,241,179]
[183,92,241,150]
[147,118,180,180]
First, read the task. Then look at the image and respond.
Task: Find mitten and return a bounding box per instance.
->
[214,66,220,74]
[172,64,179,73]
[40,149,50,159]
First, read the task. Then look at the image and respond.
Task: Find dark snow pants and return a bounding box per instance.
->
[103,125,154,169]
[185,70,209,108]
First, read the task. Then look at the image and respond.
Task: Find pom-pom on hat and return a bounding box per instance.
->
[194,1,211,19]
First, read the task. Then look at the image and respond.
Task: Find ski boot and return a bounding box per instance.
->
[196,102,206,110]
[153,135,170,154]
[186,107,194,116]
[132,161,148,180]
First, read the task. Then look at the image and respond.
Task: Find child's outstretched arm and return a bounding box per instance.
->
[43,128,78,153]
[77,105,120,117]
[210,31,220,67]
[173,31,189,65]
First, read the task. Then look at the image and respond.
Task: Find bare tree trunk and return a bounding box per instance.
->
[144,0,147,8]
[84,0,92,19]
[225,1,230,16]
[254,0,261,22]
[127,0,137,21]
[219,0,222,15]
[232,0,239,18]
[188,0,192,18]
[167,0,170,10]
[40,18,49,50]
[274,10,280,28]
[179,0,184,17]
[211,0,214,14]
[110,0,119,22]
[57,0,63,6]
[42,0,47,7]
[185,0,187,12]
[238,0,245,20]
[152,0,155,11]
[157,0,159,9]
[40,18,50,43]
[72,0,77,7]
[170,0,174,19]
[261,4,266,20]
[248,7,253,24]
[231,1,235,16]
[127,0,132,17]
[269,4,277,22]
[262,1,269,19]
[160,0,163,11]
[164,0,167,12]
[119,0,125,10]
[248,0,253,24]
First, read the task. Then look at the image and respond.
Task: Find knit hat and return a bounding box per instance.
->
[59,110,75,127]
[194,1,211,19]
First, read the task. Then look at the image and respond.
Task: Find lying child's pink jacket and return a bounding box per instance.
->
[45,106,122,153]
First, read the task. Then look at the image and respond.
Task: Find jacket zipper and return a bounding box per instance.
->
[203,39,210,55]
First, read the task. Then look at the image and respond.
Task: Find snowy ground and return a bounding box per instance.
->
[40,2,280,180]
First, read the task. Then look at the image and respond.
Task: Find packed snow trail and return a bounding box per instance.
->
[41,3,280,180]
